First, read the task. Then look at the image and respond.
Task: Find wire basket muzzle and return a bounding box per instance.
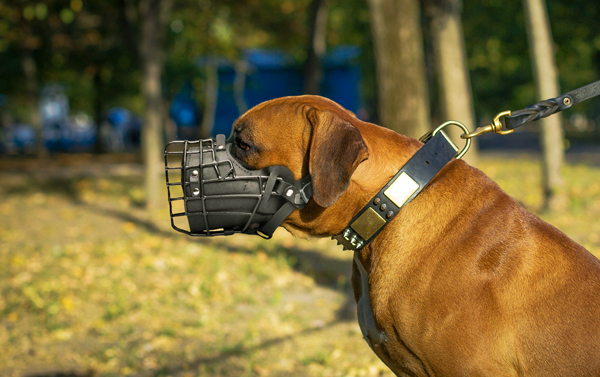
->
[164,135,299,237]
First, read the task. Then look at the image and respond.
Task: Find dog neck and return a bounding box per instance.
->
[349,125,469,270]
[282,121,421,238]
[284,121,465,263]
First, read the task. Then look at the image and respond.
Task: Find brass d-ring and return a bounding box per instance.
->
[420,121,472,159]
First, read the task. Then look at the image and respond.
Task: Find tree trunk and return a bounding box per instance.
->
[523,0,565,211]
[424,0,478,165]
[200,60,218,139]
[93,68,105,153]
[22,49,46,156]
[367,0,430,138]
[304,0,328,95]
[234,60,248,115]
[139,0,172,210]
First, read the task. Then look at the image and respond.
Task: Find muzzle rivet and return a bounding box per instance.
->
[192,170,199,177]
[285,189,294,197]
[193,188,200,196]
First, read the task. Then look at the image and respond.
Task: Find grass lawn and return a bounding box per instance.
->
[1,151,599,377]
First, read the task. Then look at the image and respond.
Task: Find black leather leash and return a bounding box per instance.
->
[505,80,600,130]
[463,80,600,139]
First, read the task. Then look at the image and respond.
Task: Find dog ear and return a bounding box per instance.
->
[307,108,369,208]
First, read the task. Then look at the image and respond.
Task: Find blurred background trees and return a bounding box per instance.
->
[303,0,328,95]
[139,0,173,209]
[523,0,565,211]
[423,0,478,165]
[1,0,599,209]
[367,0,431,138]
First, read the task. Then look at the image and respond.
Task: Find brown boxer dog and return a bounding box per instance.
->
[230,95,600,376]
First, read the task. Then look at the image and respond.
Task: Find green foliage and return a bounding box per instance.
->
[463,0,531,119]
[0,0,599,132]
[463,0,600,124]
[0,0,142,122]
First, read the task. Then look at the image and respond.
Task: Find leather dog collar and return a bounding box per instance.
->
[332,131,459,251]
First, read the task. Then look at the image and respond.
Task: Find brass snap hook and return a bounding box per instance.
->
[420,120,472,159]
[461,110,514,140]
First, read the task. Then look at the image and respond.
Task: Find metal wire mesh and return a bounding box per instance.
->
[164,138,286,237]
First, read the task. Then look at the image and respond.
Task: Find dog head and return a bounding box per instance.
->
[232,95,370,237]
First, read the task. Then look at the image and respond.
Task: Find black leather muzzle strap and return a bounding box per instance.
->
[257,175,312,238]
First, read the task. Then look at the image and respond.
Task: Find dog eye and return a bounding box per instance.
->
[235,137,251,152]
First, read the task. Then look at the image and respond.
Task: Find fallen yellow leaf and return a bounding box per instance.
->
[122,222,136,233]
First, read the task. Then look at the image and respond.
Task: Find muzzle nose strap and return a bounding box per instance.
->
[257,170,280,213]
[257,202,297,239]
[258,175,313,239]
[272,175,313,207]
[216,134,226,148]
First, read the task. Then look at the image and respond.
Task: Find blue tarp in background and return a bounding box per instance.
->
[1,46,363,152]
[202,45,363,137]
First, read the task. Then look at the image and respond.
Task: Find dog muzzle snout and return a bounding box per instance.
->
[164,134,312,238]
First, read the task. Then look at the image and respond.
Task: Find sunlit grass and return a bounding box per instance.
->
[0,162,385,377]
[1,151,599,376]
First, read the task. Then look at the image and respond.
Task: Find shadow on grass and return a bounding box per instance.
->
[19,170,361,323]
[80,198,359,321]
[84,198,360,322]
[210,236,358,321]
[6,171,359,319]
[3,176,82,199]
[3,172,360,376]
[150,319,343,377]
[24,369,96,377]
[22,320,343,377]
